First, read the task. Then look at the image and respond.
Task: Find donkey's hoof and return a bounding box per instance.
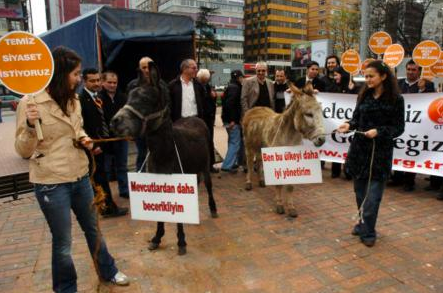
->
[275,205,285,215]
[148,242,159,250]
[178,246,187,255]
[287,208,298,218]
[211,211,219,218]
[259,180,266,188]
[245,182,252,191]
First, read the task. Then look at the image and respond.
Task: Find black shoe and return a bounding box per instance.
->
[221,168,237,174]
[210,167,220,173]
[148,242,159,250]
[331,173,340,178]
[119,193,129,199]
[101,206,128,218]
[403,185,415,192]
[361,239,375,247]
[387,181,402,187]
[437,193,443,200]
[178,246,187,255]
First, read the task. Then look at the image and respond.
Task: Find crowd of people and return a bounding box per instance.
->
[13,45,443,291]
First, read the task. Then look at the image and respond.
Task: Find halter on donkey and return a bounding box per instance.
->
[242,84,326,217]
[111,61,217,255]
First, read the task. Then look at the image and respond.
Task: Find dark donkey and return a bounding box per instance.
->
[111,61,217,255]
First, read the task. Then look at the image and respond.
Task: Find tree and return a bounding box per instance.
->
[330,9,360,55]
[195,6,225,67]
[370,0,435,56]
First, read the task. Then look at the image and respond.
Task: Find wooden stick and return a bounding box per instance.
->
[29,95,44,141]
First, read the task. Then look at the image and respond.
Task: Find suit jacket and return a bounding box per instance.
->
[398,79,435,93]
[101,90,127,128]
[240,76,275,116]
[295,76,326,92]
[168,76,205,122]
[79,89,107,141]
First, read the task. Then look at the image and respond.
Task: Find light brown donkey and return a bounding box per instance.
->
[242,85,326,217]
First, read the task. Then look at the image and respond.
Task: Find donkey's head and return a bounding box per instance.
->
[287,84,325,147]
[111,61,169,138]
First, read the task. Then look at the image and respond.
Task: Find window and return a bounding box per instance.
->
[9,20,22,31]
[318,29,327,36]
[319,0,325,5]
[319,20,326,26]
[318,10,326,16]
[0,18,7,31]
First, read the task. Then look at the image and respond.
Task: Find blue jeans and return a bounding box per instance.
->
[221,124,243,170]
[135,138,147,172]
[353,179,385,242]
[104,141,129,196]
[34,175,118,293]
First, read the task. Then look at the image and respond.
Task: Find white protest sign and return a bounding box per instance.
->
[262,146,322,185]
[128,172,199,224]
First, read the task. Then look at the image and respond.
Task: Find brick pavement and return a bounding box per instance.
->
[0,113,443,292]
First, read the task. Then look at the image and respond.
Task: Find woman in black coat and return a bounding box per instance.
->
[330,66,359,179]
[337,60,405,247]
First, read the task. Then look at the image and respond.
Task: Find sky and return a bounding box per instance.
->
[30,0,48,35]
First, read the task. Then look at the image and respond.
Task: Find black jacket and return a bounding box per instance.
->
[295,76,326,92]
[320,75,336,92]
[202,83,216,123]
[79,89,107,139]
[345,92,405,181]
[221,79,242,124]
[101,90,127,134]
[398,79,435,94]
[168,76,205,122]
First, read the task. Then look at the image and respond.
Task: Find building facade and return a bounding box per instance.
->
[421,0,443,47]
[45,0,130,30]
[157,0,244,86]
[0,0,28,36]
[244,0,308,68]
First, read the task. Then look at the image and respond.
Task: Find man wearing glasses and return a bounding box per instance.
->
[240,61,275,116]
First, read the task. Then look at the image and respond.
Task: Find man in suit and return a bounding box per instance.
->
[79,68,128,217]
[101,70,129,199]
[273,69,289,113]
[169,59,205,122]
[295,61,326,92]
[241,61,275,116]
[392,60,441,194]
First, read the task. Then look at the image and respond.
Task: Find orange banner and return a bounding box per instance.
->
[412,40,441,67]
[383,44,404,68]
[341,49,360,74]
[369,31,392,55]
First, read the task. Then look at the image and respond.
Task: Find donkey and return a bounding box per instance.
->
[242,84,325,217]
[111,62,217,255]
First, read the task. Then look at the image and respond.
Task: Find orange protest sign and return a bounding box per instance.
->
[341,49,360,74]
[368,31,392,55]
[383,44,404,68]
[412,40,441,67]
[430,51,443,77]
[361,58,376,74]
[421,67,435,81]
[0,31,54,95]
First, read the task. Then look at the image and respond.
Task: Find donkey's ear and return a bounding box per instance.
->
[302,83,315,96]
[288,83,302,99]
[148,62,160,87]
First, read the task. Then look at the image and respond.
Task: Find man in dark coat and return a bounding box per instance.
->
[295,61,326,92]
[392,59,440,193]
[168,59,205,122]
[126,56,153,172]
[79,68,128,217]
[273,69,289,113]
[221,70,244,173]
[101,70,129,199]
[320,55,340,93]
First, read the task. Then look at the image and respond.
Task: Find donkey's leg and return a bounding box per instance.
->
[274,186,285,214]
[245,147,255,191]
[177,223,187,255]
[285,185,298,218]
[257,151,265,188]
[203,171,218,218]
[149,222,165,250]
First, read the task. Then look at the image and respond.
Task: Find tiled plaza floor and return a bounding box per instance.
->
[1,113,442,292]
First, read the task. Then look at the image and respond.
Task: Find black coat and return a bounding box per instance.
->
[295,76,326,92]
[202,83,216,123]
[168,77,205,122]
[398,79,435,93]
[79,89,107,139]
[101,90,127,129]
[320,75,336,92]
[221,79,242,124]
[345,92,405,181]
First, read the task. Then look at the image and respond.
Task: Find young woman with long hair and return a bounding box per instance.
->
[15,46,129,292]
[337,60,405,247]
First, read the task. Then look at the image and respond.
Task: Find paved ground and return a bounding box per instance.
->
[1,112,443,292]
